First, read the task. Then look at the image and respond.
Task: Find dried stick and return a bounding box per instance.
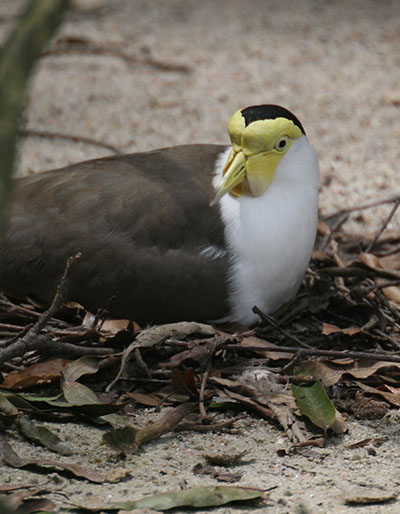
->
[0,254,81,365]
[319,266,400,281]
[253,307,312,349]
[43,45,191,73]
[323,195,400,220]
[320,213,350,251]
[222,343,400,364]
[20,128,123,155]
[366,198,400,252]
[198,339,220,419]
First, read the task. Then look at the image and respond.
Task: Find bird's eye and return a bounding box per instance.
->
[275,136,289,151]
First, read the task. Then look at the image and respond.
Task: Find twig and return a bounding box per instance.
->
[253,307,312,349]
[321,213,350,251]
[361,280,400,293]
[373,288,400,325]
[199,339,220,419]
[0,254,80,365]
[366,198,400,253]
[20,128,123,155]
[323,195,400,220]
[319,266,400,281]
[43,45,191,73]
[221,343,400,363]
[175,414,246,432]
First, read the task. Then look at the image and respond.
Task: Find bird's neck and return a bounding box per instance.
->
[213,138,319,324]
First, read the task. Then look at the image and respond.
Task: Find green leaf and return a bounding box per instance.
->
[17,415,72,455]
[62,381,125,425]
[291,372,336,431]
[0,391,18,416]
[114,485,264,510]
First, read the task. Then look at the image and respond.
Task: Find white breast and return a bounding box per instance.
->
[214,136,319,325]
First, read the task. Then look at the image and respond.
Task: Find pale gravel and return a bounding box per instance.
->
[1,1,400,513]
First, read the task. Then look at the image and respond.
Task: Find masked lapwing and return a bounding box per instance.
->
[0,105,319,325]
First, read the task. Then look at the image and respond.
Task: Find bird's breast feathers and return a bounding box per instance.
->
[214,137,319,324]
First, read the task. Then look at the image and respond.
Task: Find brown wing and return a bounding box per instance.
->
[0,144,230,323]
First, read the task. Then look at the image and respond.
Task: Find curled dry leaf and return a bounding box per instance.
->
[0,359,68,389]
[322,323,361,336]
[359,252,400,303]
[304,359,400,387]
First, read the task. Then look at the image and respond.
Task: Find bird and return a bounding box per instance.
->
[0,105,319,326]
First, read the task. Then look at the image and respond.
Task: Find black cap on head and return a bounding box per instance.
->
[241,105,305,134]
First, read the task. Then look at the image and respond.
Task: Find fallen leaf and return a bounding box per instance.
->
[126,392,164,407]
[322,323,361,336]
[240,336,294,360]
[17,415,72,455]
[291,372,346,433]
[356,381,400,408]
[62,381,126,424]
[62,356,103,383]
[0,359,68,389]
[135,402,195,447]
[171,368,198,396]
[0,434,106,483]
[114,485,265,510]
[304,359,400,387]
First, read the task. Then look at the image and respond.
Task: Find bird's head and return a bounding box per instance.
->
[211,105,305,205]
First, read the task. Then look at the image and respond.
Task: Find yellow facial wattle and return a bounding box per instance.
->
[211,109,303,205]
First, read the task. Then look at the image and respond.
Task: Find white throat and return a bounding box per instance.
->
[214,136,319,325]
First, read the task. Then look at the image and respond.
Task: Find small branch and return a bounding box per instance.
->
[320,213,350,251]
[323,195,400,220]
[360,280,400,293]
[0,254,80,365]
[319,266,400,281]
[253,307,312,349]
[20,128,123,155]
[198,340,219,419]
[43,44,191,73]
[366,198,400,253]
[221,343,400,363]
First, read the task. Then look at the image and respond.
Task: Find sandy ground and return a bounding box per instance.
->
[1,0,400,512]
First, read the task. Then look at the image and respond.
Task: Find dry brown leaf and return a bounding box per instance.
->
[62,356,102,383]
[304,359,400,386]
[359,252,400,303]
[134,402,195,447]
[240,336,294,360]
[100,318,139,335]
[359,252,382,268]
[0,359,69,389]
[322,323,361,336]
[127,392,165,407]
[0,434,106,482]
[356,382,400,408]
[160,341,212,368]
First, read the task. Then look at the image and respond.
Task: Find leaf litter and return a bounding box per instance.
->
[0,200,400,510]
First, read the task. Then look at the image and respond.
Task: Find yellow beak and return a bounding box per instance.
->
[210,150,247,206]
